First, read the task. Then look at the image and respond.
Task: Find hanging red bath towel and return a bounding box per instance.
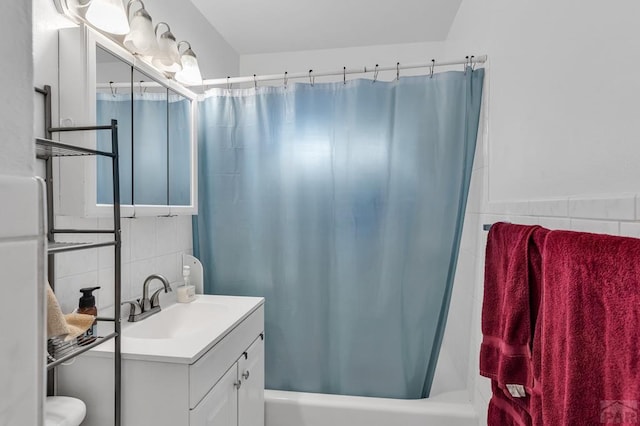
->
[481,222,549,425]
[534,230,640,425]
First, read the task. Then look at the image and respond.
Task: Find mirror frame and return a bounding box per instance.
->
[58,24,198,217]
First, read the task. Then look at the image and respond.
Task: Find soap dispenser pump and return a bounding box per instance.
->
[78,286,100,336]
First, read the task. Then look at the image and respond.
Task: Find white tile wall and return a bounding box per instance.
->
[528,198,569,217]
[568,194,636,221]
[620,222,640,238]
[536,216,571,230]
[569,218,620,235]
[53,215,193,315]
[0,239,43,425]
[130,217,157,261]
[0,176,44,426]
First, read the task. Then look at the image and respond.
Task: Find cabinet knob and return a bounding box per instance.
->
[234,380,242,389]
[242,370,250,380]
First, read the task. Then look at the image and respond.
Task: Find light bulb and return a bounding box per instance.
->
[85,0,130,35]
[152,23,182,73]
[123,7,157,55]
[175,44,202,86]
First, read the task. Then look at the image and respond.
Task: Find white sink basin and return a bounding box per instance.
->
[90,294,264,364]
[125,302,229,339]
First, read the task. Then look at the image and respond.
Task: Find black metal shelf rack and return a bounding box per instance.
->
[36,85,122,426]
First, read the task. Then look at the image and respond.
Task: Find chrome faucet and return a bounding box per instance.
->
[122,274,172,322]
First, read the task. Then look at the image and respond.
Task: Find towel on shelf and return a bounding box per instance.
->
[47,282,70,338]
[64,313,96,341]
[480,222,548,389]
[534,230,640,425]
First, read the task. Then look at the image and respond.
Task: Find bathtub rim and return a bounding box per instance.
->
[264,388,477,417]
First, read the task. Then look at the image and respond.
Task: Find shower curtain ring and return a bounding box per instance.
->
[343,66,346,85]
[226,76,232,92]
[396,62,400,80]
[464,56,469,74]
[471,55,476,71]
[284,71,288,89]
[430,59,435,78]
[109,81,117,97]
[373,64,379,83]
[254,74,258,90]
[309,69,315,86]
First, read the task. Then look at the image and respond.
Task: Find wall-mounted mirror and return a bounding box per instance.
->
[59,26,198,216]
[95,46,133,206]
[133,69,168,206]
[168,89,192,206]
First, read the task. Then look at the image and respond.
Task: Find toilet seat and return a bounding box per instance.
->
[45,396,86,426]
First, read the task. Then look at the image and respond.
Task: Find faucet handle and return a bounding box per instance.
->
[121,300,141,322]
[150,288,167,308]
[139,297,152,312]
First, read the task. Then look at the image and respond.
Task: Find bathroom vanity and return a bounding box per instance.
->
[58,295,265,426]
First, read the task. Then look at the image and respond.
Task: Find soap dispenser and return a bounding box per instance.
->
[177,265,195,303]
[78,287,100,337]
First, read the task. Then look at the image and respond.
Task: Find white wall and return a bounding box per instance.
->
[443,1,640,423]
[3,3,35,177]
[0,2,42,426]
[446,0,640,201]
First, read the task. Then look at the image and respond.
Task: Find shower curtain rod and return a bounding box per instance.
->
[96,81,164,90]
[200,55,487,87]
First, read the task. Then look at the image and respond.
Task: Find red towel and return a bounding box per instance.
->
[488,381,532,426]
[535,231,640,425]
[480,223,548,390]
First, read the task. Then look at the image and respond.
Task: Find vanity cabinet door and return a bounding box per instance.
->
[190,363,239,426]
[238,337,265,426]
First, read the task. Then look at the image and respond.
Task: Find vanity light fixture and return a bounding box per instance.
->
[53,0,204,87]
[152,22,182,73]
[175,42,203,86]
[123,0,157,55]
[85,0,130,35]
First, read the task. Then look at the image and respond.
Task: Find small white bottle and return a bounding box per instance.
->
[177,265,196,303]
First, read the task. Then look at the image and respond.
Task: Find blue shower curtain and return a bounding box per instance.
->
[195,69,484,399]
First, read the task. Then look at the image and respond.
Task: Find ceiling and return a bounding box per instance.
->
[189,0,463,55]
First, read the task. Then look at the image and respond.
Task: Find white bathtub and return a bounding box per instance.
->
[265,389,478,426]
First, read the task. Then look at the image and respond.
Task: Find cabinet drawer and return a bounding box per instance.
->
[189,305,264,409]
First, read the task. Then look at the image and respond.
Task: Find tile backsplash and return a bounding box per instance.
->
[53,215,193,314]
